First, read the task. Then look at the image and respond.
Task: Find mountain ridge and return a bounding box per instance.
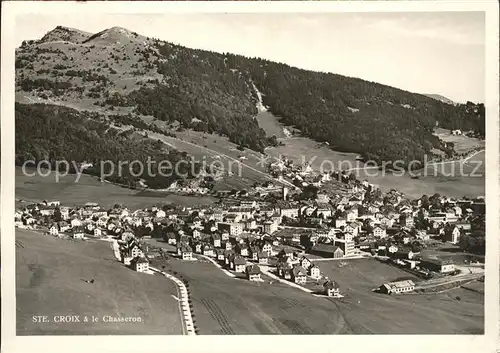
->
[16,26,485,180]
[423,93,457,106]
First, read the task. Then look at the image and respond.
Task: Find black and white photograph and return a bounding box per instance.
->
[1,1,499,352]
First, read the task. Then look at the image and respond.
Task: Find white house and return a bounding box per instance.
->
[310,265,321,279]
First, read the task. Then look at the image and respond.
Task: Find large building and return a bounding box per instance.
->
[419,258,455,274]
[379,280,415,295]
[309,243,344,258]
[218,222,244,236]
[335,239,355,257]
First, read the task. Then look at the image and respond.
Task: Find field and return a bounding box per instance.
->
[145,239,348,334]
[146,239,483,334]
[256,110,288,139]
[355,169,485,199]
[313,258,484,334]
[434,128,485,154]
[16,166,217,209]
[144,129,277,191]
[16,229,182,335]
[256,110,485,198]
[156,258,349,334]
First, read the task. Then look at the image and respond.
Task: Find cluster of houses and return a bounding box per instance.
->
[15,163,484,287]
[118,235,151,273]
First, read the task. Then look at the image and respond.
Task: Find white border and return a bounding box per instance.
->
[1,2,499,353]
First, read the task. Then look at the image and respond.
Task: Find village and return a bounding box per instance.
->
[14,158,486,298]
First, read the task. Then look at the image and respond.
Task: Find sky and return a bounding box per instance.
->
[15,12,485,103]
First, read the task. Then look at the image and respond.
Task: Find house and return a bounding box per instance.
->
[130,244,143,258]
[245,219,257,230]
[373,226,387,238]
[167,233,177,245]
[93,228,102,237]
[379,216,394,228]
[221,231,230,241]
[400,215,414,228]
[224,250,235,266]
[378,280,415,294]
[445,226,461,244]
[238,243,249,257]
[280,207,299,218]
[72,227,85,239]
[122,251,133,265]
[309,244,344,259]
[263,221,278,234]
[392,249,415,260]
[258,252,269,265]
[246,264,262,281]
[212,234,222,248]
[335,217,347,228]
[277,262,293,280]
[203,245,215,257]
[180,244,193,260]
[309,265,321,279]
[344,223,358,236]
[278,248,295,260]
[194,243,203,254]
[70,218,82,228]
[218,222,244,236]
[299,256,312,270]
[261,242,273,256]
[131,257,149,272]
[291,265,307,284]
[48,224,59,236]
[323,280,340,297]
[234,256,247,273]
[250,246,260,261]
[346,209,358,222]
[216,248,226,261]
[419,258,455,274]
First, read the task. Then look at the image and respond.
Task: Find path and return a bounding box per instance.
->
[149,131,296,188]
[149,266,196,335]
[427,149,485,168]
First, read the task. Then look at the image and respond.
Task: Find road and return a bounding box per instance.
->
[148,131,296,188]
[415,272,484,290]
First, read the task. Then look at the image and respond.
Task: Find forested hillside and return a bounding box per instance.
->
[15,26,485,170]
[15,103,201,189]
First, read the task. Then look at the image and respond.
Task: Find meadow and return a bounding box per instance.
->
[313,258,484,334]
[16,167,217,209]
[258,110,485,199]
[16,229,183,335]
[146,239,483,334]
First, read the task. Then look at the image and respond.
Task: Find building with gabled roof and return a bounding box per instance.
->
[246,264,262,281]
[379,280,415,295]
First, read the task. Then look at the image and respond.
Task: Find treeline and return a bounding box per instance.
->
[16,31,485,164]
[129,41,483,166]
[15,103,201,189]
[126,42,269,152]
[225,53,484,166]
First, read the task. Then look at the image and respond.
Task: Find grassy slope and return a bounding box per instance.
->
[16,167,216,209]
[258,105,485,199]
[157,258,348,334]
[145,240,482,334]
[314,259,484,334]
[16,229,182,335]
